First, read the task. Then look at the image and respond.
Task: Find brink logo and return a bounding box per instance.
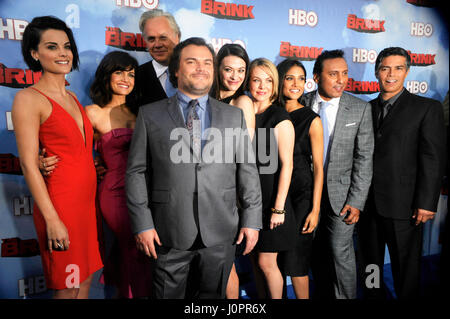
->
[279,42,323,61]
[201,0,255,20]
[347,14,385,33]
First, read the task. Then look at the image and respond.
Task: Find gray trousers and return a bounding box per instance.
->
[152,239,236,299]
[312,191,357,299]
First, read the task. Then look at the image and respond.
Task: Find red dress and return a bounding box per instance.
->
[96,128,152,298]
[31,88,103,290]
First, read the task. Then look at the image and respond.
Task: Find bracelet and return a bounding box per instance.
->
[271,208,286,215]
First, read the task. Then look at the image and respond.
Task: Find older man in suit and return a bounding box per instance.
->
[301,50,374,299]
[358,47,446,299]
[126,37,262,299]
[136,9,181,106]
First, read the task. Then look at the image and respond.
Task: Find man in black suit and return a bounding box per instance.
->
[136,9,181,106]
[358,47,446,299]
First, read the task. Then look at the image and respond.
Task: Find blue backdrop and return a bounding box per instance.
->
[0,0,448,298]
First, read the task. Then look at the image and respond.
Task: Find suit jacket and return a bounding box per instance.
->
[126,95,263,250]
[301,91,374,214]
[369,89,446,219]
[135,61,168,107]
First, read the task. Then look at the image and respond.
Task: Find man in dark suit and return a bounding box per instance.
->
[126,37,262,299]
[358,47,446,299]
[302,50,374,299]
[136,9,181,106]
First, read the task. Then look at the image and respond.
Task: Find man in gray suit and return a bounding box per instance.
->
[301,50,374,299]
[126,37,262,299]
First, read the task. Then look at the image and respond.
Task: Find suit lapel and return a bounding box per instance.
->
[148,62,167,98]
[331,93,351,148]
[372,98,381,130]
[378,89,408,131]
[166,95,185,128]
[166,95,196,159]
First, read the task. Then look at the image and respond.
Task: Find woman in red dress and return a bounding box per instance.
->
[11,16,103,299]
[85,51,152,298]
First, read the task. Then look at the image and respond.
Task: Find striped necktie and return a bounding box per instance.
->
[186,99,201,157]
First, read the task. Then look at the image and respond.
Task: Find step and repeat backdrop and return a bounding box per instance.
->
[0,0,448,298]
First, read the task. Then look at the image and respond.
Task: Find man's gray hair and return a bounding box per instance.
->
[139,9,181,39]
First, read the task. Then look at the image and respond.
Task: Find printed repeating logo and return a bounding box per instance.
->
[352,48,378,64]
[201,0,255,20]
[279,42,323,60]
[304,79,318,93]
[19,276,47,297]
[288,9,318,27]
[347,14,385,33]
[1,237,40,257]
[406,80,428,94]
[0,18,28,41]
[346,78,380,94]
[407,50,436,66]
[0,63,41,88]
[210,38,246,53]
[115,0,159,9]
[105,27,147,51]
[0,153,22,175]
[13,196,33,216]
[410,22,433,37]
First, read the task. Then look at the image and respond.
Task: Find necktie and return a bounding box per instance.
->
[319,101,330,166]
[186,99,201,157]
[164,68,176,97]
[377,101,391,130]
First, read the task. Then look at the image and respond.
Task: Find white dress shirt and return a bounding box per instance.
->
[311,91,341,144]
[152,59,169,93]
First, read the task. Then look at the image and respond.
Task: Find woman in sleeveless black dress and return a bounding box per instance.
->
[276,59,324,299]
[237,58,296,299]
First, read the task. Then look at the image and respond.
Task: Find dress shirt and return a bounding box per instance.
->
[379,87,404,113]
[152,59,170,94]
[176,91,211,148]
[311,91,341,144]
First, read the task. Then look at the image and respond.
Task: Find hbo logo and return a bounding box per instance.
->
[288,9,318,27]
[410,22,433,37]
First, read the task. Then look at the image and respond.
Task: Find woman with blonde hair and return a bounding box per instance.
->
[236,58,295,299]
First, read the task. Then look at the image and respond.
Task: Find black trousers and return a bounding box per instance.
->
[151,238,236,299]
[357,205,423,299]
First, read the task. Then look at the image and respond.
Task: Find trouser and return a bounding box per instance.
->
[312,191,357,299]
[152,238,236,299]
[357,206,423,299]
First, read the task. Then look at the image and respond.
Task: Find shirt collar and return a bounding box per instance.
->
[176,91,208,112]
[315,91,340,107]
[152,59,168,78]
[379,87,404,106]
